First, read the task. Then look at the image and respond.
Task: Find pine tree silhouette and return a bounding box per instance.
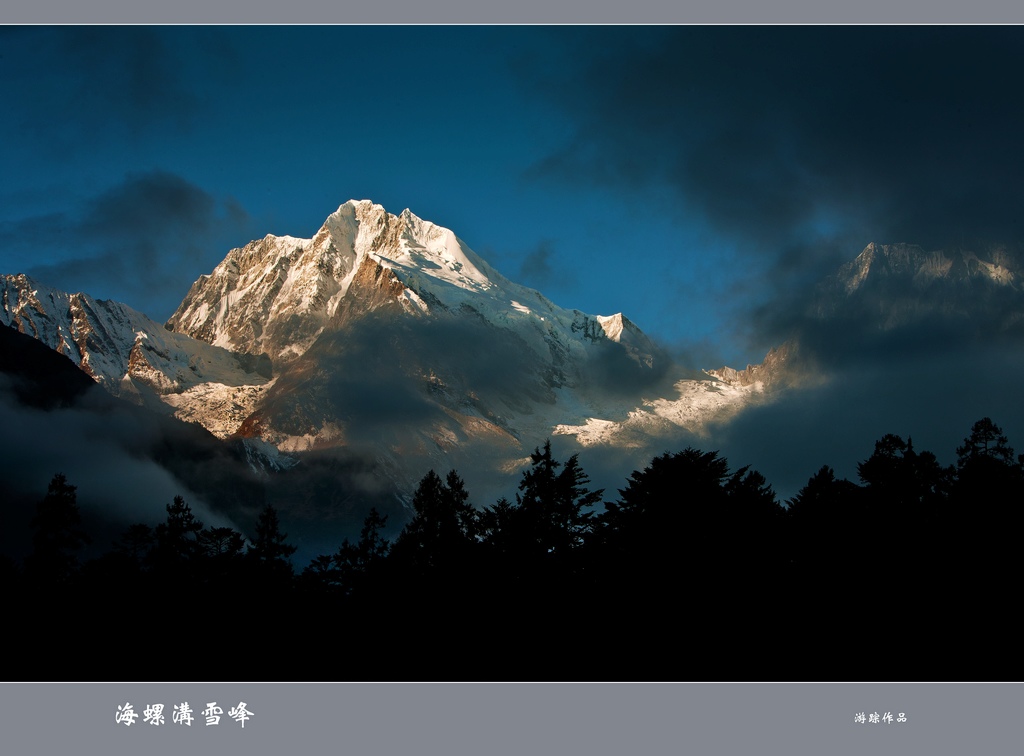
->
[330,507,391,596]
[247,504,297,586]
[956,417,1016,469]
[150,495,204,575]
[951,418,1023,587]
[514,441,602,560]
[392,470,476,572]
[24,473,89,585]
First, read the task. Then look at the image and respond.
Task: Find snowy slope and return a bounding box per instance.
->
[9,216,1020,501]
[162,202,778,486]
[3,201,788,493]
[167,200,658,374]
[1,273,271,411]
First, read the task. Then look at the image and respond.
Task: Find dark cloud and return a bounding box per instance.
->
[58,28,201,135]
[527,27,1024,310]
[581,337,676,401]
[3,27,236,147]
[518,240,560,288]
[3,170,251,320]
[248,306,692,509]
[0,389,241,559]
[709,243,1024,498]
[258,446,410,565]
[79,170,223,242]
[749,243,1024,367]
[481,239,577,296]
[265,311,551,444]
[712,342,1024,503]
[0,322,403,568]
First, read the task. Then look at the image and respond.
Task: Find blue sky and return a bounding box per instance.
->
[5,24,1024,505]
[3,26,1023,372]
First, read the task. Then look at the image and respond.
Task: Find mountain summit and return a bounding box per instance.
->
[3,201,777,492]
[163,200,759,487]
[797,241,1024,348]
[166,200,653,369]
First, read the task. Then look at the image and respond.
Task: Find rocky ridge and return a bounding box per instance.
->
[2,201,787,490]
[0,273,271,415]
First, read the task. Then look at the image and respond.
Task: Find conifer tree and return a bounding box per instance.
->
[392,470,476,574]
[150,495,204,572]
[515,441,602,559]
[199,527,247,558]
[951,418,1023,578]
[115,523,155,566]
[786,465,861,576]
[600,448,731,545]
[195,526,246,584]
[956,417,1016,469]
[331,507,390,595]
[25,473,89,584]
[247,504,297,583]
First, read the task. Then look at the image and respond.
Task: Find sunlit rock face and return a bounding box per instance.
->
[4,200,792,492]
[0,272,271,414]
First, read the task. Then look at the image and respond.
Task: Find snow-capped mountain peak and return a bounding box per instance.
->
[3,200,791,495]
[839,241,1019,295]
[353,200,502,296]
[166,200,656,374]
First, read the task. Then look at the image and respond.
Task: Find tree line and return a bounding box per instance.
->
[4,417,1022,680]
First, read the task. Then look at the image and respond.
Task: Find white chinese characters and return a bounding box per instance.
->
[144,703,165,726]
[173,702,194,726]
[116,701,253,728]
[229,702,254,728]
[114,703,138,726]
[203,702,223,726]
[854,711,908,724]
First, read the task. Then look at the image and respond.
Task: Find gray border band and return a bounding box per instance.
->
[1,682,1019,756]
[5,1,1024,24]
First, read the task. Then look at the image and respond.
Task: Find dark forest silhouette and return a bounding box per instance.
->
[3,418,1022,681]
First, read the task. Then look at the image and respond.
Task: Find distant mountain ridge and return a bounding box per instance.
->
[4,215,1023,559]
[812,242,1024,329]
[0,273,273,434]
